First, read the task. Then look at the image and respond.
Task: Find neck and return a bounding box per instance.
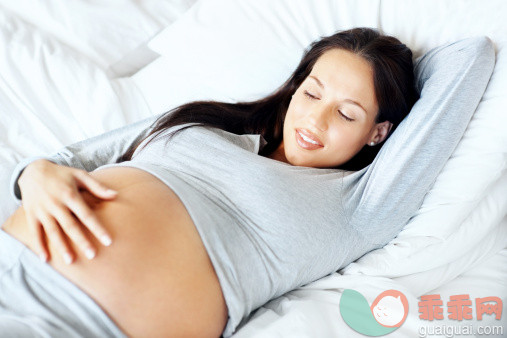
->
[267,141,288,163]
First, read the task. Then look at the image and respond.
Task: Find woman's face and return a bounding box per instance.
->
[272,48,392,168]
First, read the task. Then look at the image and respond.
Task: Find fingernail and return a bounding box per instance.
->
[106,189,117,195]
[63,253,73,265]
[85,248,96,260]
[39,253,47,263]
[101,235,112,246]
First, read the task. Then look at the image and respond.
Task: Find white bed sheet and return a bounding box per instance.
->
[0,0,196,221]
[0,0,196,71]
[233,245,507,337]
[0,1,505,337]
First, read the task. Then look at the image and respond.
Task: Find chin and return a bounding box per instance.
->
[292,158,320,168]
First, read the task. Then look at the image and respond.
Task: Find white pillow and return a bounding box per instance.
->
[132,0,381,114]
[130,0,507,283]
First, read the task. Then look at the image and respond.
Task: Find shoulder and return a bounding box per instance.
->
[196,126,268,154]
[147,123,267,154]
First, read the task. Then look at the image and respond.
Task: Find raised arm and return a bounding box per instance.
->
[349,37,496,246]
[10,113,161,202]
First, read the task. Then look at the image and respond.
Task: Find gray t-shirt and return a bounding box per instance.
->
[9,37,495,337]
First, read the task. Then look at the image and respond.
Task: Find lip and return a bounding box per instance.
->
[295,129,324,150]
[298,129,323,145]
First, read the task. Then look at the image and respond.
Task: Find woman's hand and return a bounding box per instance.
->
[18,159,117,264]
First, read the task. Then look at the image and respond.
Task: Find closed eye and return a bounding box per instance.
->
[339,110,354,122]
[303,90,318,100]
[303,90,354,122]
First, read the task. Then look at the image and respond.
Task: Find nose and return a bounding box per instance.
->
[307,103,330,132]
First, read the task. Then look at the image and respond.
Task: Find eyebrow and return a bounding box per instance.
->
[309,75,368,114]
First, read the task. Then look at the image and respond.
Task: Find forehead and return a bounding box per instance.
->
[309,49,377,114]
[312,48,374,80]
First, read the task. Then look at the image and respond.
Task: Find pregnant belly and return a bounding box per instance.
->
[2,166,228,337]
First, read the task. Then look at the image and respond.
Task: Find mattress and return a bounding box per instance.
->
[0,0,505,337]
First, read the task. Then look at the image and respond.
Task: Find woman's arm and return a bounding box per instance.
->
[8,113,161,263]
[349,37,496,246]
[10,113,161,202]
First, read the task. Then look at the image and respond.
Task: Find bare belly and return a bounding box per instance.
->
[2,166,228,337]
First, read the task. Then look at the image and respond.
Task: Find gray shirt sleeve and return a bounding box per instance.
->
[10,114,161,201]
[348,37,496,245]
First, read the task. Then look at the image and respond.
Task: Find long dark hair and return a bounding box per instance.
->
[118,27,418,170]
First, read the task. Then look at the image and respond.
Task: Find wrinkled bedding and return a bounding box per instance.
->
[0,0,505,337]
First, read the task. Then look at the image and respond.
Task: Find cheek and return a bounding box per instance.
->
[284,103,301,133]
[326,128,365,157]
[327,128,350,146]
[287,98,309,119]
[333,124,366,143]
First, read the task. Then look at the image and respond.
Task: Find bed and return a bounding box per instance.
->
[1,0,505,337]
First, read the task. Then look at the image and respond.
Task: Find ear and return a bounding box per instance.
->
[372,121,393,144]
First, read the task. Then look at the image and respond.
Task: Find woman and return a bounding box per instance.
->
[1,28,494,337]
